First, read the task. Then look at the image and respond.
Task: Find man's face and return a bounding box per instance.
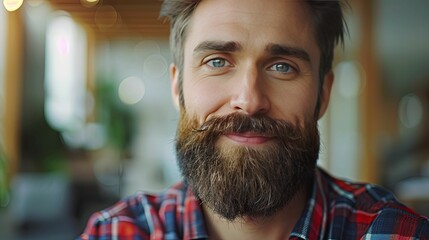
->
[171,0,333,220]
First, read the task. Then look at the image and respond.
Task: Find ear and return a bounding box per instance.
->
[317,71,334,119]
[170,63,180,110]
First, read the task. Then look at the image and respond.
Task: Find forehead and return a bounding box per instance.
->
[184,0,319,58]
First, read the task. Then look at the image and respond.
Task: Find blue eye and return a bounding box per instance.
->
[270,63,293,73]
[207,58,229,68]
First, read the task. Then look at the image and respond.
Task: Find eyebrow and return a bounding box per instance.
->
[192,41,311,63]
[265,43,311,63]
[193,41,242,55]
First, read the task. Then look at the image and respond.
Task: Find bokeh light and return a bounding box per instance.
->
[143,54,168,79]
[80,0,100,8]
[134,40,161,60]
[26,0,44,7]
[3,0,23,11]
[334,61,363,98]
[95,5,118,30]
[118,76,145,105]
[399,94,423,129]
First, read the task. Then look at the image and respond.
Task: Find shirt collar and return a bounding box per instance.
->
[290,168,328,240]
[183,184,209,239]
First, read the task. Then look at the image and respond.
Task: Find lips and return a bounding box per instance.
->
[224,132,275,145]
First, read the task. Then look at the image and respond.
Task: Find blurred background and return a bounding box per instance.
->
[0,0,428,239]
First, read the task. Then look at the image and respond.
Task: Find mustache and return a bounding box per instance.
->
[192,113,302,140]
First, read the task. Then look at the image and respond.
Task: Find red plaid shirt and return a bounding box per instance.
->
[78,168,429,239]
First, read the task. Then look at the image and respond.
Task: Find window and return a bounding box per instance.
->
[44,13,87,146]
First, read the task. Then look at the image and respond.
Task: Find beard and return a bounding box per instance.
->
[175,112,320,221]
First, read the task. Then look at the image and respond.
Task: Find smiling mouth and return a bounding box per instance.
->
[224,132,276,145]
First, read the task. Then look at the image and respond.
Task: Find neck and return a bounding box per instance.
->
[202,187,309,240]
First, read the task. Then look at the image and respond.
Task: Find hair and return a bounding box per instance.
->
[160,0,347,108]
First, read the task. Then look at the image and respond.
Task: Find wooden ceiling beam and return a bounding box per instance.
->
[47,0,169,38]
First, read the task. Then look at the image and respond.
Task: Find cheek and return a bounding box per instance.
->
[182,75,230,122]
[270,83,319,121]
[296,87,319,119]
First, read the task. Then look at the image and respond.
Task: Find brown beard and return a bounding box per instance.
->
[175,112,320,220]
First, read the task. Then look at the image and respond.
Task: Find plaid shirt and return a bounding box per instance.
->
[78,168,429,239]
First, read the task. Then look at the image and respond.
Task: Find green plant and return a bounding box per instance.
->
[0,144,9,208]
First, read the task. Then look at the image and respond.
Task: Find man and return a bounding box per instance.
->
[79,0,429,239]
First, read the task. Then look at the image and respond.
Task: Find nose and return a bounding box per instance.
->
[229,67,270,116]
